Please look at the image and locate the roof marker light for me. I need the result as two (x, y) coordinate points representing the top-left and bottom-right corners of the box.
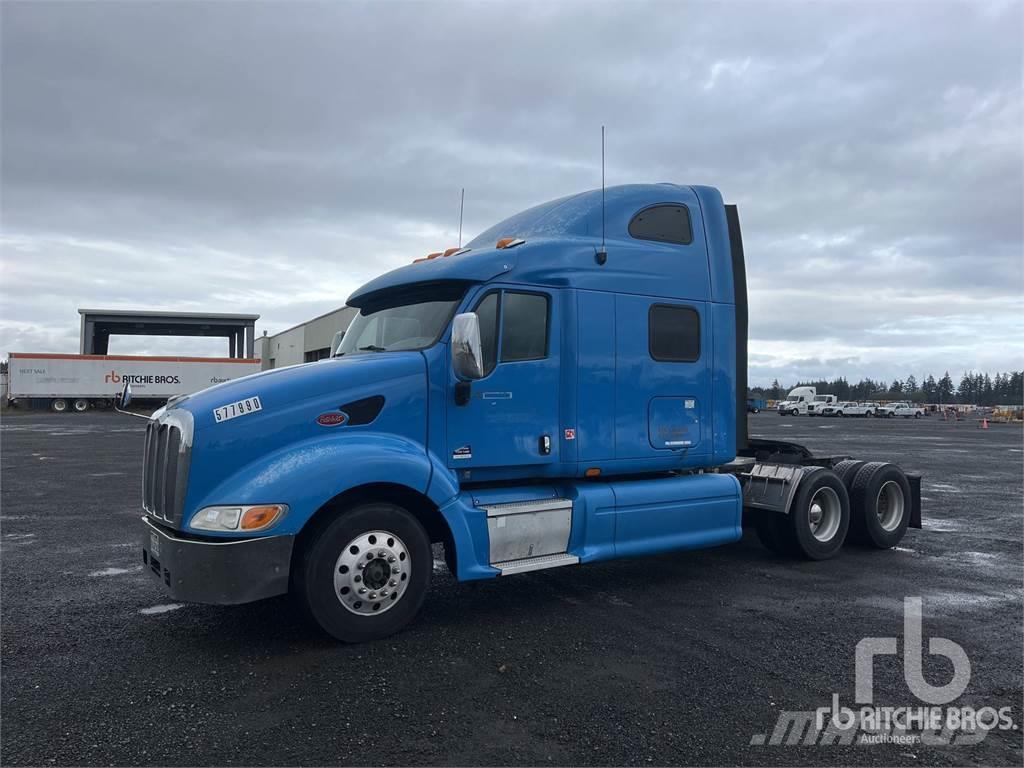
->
(496, 237), (525, 250)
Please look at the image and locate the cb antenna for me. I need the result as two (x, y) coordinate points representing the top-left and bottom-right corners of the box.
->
(458, 187), (465, 248)
(596, 126), (607, 265)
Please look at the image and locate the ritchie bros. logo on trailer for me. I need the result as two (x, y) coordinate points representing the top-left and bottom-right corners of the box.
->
(104, 370), (181, 385)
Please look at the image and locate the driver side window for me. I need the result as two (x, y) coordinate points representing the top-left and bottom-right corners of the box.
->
(475, 293), (499, 376)
(473, 290), (549, 377)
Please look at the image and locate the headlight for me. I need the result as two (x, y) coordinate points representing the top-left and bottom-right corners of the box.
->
(190, 504), (287, 532)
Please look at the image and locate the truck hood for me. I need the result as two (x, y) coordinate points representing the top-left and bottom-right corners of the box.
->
(172, 352), (426, 433)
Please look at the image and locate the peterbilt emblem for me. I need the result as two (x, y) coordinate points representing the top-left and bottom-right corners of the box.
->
(316, 412), (348, 427)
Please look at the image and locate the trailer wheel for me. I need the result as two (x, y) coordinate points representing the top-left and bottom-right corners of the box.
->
(296, 502), (431, 643)
(849, 462), (911, 548)
(72, 398), (89, 413)
(782, 468), (850, 560)
(50, 398), (68, 413)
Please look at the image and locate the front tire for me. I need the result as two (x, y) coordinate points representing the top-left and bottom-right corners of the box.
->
(297, 502), (431, 642)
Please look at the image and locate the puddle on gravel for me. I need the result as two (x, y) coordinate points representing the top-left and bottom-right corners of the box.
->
(858, 591), (1020, 614)
(90, 566), (142, 577)
(1, 533), (37, 544)
(139, 604), (184, 615)
(928, 483), (962, 493)
(922, 519), (964, 532)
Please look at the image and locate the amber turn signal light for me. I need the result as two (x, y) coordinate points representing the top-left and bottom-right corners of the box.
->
(239, 504), (286, 531)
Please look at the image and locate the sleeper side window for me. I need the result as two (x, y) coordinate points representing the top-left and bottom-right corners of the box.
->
(649, 304), (700, 362)
(628, 205), (693, 245)
(501, 292), (549, 362)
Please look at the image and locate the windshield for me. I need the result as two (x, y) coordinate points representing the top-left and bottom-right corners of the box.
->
(337, 299), (459, 355)
(813, 396), (829, 402)
(785, 396), (799, 402)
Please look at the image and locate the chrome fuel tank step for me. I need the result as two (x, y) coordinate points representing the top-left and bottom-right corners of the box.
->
(479, 497), (573, 564)
(492, 552), (580, 576)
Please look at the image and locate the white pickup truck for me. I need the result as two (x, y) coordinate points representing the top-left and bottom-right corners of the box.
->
(821, 401), (873, 417)
(875, 401), (924, 418)
(806, 394), (838, 416)
(893, 402), (925, 418)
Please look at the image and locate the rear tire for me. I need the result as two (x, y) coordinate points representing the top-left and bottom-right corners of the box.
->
(755, 512), (791, 555)
(72, 398), (89, 413)
(50, 398), (68, 413)
(849, 462), (911, 548)
(833, 459), (866, 490)
(296, 502), (431, 642)
(781, 468), (850, 560)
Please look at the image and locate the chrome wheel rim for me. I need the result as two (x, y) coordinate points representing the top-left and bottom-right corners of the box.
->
(876, 481), (905, 532)
(73, 399), (88, 412)
(334, 530), (410, 616)
(808, 487), (842, 542)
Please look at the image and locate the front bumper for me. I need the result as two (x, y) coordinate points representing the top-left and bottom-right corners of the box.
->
(141, 516), (294, 605)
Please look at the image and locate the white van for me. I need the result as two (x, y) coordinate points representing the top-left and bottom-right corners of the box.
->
(776, 386), (816, 416)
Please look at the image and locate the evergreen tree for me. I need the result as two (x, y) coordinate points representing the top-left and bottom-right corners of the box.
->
(958, 372), (974, 404)
(938, 372), (954, 403)
(923, 374), (937, 401)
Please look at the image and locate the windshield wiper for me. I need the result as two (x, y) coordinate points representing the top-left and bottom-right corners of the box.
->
(358, 345), (387, 352)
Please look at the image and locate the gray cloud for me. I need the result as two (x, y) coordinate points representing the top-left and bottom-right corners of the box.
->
(1, 0), (1021, 384)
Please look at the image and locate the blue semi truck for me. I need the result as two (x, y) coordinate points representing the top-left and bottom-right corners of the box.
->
(132, 184), (920, 642)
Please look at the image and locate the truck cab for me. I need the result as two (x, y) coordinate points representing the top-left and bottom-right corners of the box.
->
(135, 184), (920, 642)
(806, 394), (837, 417)
(777, 386), (815, 416)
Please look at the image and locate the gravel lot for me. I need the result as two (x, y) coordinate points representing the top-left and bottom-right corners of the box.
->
(1, 410), (1021, 767)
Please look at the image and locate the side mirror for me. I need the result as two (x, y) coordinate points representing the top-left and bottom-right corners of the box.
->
(117, 382), (132, 410)
(330, 329), (345, 357)
(451, 312), (483, 380)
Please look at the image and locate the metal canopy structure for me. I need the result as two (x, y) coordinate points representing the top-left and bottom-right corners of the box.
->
(78, 308), (260, 358)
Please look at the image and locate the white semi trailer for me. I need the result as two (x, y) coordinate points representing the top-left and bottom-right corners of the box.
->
(6, 353), (261, 412)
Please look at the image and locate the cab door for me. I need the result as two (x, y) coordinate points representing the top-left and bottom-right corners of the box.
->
(446, 288), (560, 471)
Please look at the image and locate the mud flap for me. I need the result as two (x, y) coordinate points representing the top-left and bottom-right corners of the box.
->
(906, 472), (922, 529)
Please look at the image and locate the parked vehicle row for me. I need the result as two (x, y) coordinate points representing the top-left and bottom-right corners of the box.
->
(774, 388), (925, 418)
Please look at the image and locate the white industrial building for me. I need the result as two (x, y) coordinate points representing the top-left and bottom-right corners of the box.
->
(255, 305), (357, 370)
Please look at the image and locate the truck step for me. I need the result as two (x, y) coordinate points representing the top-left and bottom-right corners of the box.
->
(492, 552), (580, 576)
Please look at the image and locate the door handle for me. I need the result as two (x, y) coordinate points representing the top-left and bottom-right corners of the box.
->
(539, 435), (551, 455)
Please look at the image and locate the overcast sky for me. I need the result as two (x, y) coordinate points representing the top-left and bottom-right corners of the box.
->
(2, 0), (1021, 385)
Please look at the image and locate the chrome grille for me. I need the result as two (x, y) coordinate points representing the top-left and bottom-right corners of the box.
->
(142, 409), (193, 525)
